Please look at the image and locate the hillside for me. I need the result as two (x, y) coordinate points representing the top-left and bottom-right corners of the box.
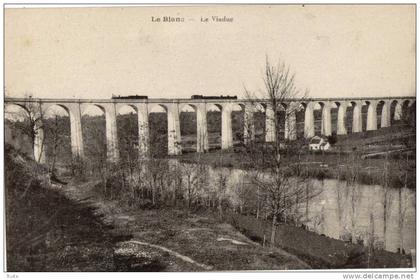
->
(5, 145), (117, 271)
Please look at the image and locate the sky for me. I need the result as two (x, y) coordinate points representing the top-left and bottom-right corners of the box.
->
(5, 5), (416, 101)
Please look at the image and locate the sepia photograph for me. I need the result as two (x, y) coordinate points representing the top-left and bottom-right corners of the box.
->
(2, 2), (417, 278)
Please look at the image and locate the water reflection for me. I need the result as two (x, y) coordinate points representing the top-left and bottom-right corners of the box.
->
(177, 162), (415, 254)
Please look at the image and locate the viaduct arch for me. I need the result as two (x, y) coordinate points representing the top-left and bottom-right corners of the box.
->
(5, 96), (416, 163)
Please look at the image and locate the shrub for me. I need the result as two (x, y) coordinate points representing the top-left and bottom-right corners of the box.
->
(327, 132), (337, 145)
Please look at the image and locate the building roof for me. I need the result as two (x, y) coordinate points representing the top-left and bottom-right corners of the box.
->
(310, 138), (321, 144)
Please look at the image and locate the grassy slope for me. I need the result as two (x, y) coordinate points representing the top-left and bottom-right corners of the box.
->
(5, 145), (118, 271)
(228, 213), (411, 269)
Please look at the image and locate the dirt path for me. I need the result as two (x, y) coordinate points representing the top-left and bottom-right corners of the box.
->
(62, 180), (310, 271)
(126, 240), (213, 270)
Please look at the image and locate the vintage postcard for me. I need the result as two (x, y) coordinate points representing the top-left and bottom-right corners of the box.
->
(3, 3), (416, 279)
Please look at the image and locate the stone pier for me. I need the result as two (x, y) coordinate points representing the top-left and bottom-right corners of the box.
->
(244, 104), (255, 144)
(167, 104), (182, 155)
(381, 101), (391, 128)
(221, 104), (233, 149)
(196, 103), (209, 153)
(321, 102), (332, 136)
(265, 105), (276, 142)
(5, 95), (415, 162)
(366, 101), (378, 131)
(135, 103), (150, 158)
(304, 103), (315, 138)
(101, 103), (119, 161)
(285, 104), (297, 140)
(352, 101), (363, 133)
(337, 102), (347, 135)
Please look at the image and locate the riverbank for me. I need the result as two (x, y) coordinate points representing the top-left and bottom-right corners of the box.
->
(226, 213), (412, 269)
(174, 124), (416, 189)
(175, 147), (415, 189)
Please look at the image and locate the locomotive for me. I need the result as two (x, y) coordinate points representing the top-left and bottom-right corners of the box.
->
(111, 95), (148, 99)
(191, 95), (237, 100)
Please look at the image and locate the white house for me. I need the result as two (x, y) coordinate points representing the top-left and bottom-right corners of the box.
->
(309, 136), (330, 151)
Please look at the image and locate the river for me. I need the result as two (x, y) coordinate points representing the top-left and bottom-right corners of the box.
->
(175, 161), (415, 254)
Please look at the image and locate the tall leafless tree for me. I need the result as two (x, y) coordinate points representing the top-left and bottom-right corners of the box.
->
(45, 114), (64, 173)
(243, 57), (317, 246)
(5, 94), (46, 162)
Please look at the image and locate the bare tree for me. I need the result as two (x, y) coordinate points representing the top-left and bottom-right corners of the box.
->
(234, 172), (257, 215)
(366, 211), (377, 268)
(6, 94), (46, 162)
(216, 170), (230, 218)
(215, 153), (231, 219)
(246, 56), (307, 158)
(396, 153), (413, 254)
(243, 57), (315, 246)
(45, 114), (64, 173)
(180, 162), (199, 209)
(346, 148), (363, 244)
(381, 151), (393, 249)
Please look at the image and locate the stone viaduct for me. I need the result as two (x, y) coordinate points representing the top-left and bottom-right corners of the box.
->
(4, 96), (416, 163)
